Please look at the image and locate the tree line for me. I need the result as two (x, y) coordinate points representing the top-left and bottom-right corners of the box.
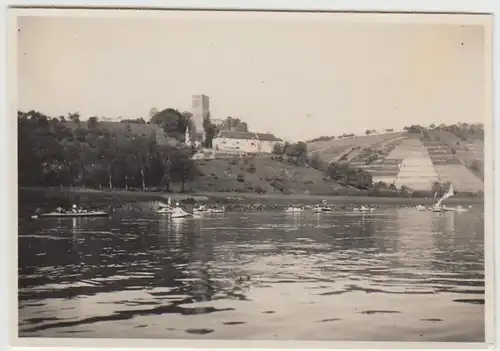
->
(18, 110), (198, 192)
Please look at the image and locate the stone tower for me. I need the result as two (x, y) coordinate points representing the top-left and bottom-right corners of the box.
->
(191, 94), (210, 140)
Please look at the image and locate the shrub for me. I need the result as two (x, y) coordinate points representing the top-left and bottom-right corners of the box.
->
(247, 163), (257, 173)
(254, 185), (267, 194)
(470, 159), (482, 172)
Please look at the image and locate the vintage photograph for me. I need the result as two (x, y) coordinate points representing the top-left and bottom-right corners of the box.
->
(14, 9), (491, 344)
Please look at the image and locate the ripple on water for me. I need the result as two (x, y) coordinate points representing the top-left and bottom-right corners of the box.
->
(17, 209), (485, 341)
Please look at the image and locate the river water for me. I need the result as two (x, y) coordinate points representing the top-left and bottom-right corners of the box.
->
(18, 207), (485, 342)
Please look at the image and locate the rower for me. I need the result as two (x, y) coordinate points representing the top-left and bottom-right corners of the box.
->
(72, 204), (78, 213)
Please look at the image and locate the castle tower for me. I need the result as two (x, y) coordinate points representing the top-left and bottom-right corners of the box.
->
(191, 94), (210, 139)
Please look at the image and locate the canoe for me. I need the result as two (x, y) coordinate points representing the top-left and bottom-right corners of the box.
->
(354, 207), (375, 212)
(313, 207), (333, 213)
(156, 207), (174, 214)
(31, 211), (109, 219)
(171, 211), (192, 219)
(193, 207), (225, 214)
(285, 207), (304, 213)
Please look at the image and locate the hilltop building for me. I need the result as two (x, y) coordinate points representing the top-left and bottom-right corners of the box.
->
(213, 130), (283, 154)
(191, 94), (210, 140)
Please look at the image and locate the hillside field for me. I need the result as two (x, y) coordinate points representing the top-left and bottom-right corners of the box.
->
(190, 155), (349, 195)
(307, 130), (485, 193)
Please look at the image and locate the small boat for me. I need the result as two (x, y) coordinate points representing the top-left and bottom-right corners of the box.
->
(166, 201), (193, 218)
(207, 207), (225, 214)
(313, 205), (333, 213)
(354, 205), (375, 212)
(453, 205), (468, 213)
(431, 184), (455, 213)
(156, 207), (173, 214)
(193, 205), (225, 214)
(31, 210), (109, 219)
(156, 198), (174, 214)
(313, 200), (334, 213)
(285, 206), (304, 213)
(415, 205), (427, 211)
(171, 209), (192, 218)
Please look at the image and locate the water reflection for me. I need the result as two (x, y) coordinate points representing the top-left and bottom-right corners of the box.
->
(18, 207), (485, 341)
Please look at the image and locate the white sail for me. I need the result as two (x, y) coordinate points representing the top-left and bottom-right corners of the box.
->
(435, 184), (454, 207)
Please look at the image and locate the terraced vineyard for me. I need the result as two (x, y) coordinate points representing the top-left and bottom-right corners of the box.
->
(308, 130), (484, 193)
(307, 132), (405, 163)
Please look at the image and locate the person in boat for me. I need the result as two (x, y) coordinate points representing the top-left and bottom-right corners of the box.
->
(72, 204), (78, 213)
(56, 206), (64, 213)
(195, 203), (208, 212)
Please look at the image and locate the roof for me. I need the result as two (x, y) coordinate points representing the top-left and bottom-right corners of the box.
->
(217, 131), (258, 140)
(255, 133), (282, 142)
(216, 130), (281, 141)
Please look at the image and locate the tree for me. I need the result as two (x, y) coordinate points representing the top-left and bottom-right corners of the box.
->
(149, 107), (159, 120)
(399, 185), (410, 196)
(325, 162), (373, 190)
(203, 112), (218, 148)
(309, 152), (324, 170)
(235, 122), (248, 132)
(17, 110), (199, 192)
(151, 108), (187, 141)
(171, 148), (196, 192)
(272, 143), (285, 155)
(365, 129), (371, 136)
(87, 117), (98, 131)
(156, 146), (173, 191)
(68, 112), (80, 124)
(129, 137), (151, 191)
(220, 117), (249, 132)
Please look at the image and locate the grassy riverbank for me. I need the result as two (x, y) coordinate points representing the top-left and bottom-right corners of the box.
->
(18, 186), (484, 213)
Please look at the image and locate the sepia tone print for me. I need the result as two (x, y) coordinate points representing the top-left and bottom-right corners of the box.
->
(14, 9), (491, 344)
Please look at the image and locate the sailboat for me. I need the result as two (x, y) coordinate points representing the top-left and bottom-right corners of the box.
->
(431, 184), (455, 212)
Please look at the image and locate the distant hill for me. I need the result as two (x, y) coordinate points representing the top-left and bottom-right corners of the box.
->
(307, 125), (484, 194)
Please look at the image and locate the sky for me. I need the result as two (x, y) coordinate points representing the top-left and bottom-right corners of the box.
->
(16, 11), (488, 142)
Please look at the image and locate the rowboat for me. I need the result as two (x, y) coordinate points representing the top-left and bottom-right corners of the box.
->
(313, 205), (333, 213)
(171, 209), (192, 218)
(416, 205), (427, 211)
(156, 198), (175, 214)
(193, 209), (224, 214)
(284, 206), (304, 213)
(156, 207), (174, 214)
(31, 211), (109, 219)
(193, 205), (225, 214)
(353, 206), (375, 212)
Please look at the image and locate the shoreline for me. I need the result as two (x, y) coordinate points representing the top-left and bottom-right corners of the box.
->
(18, 186), (484, 208)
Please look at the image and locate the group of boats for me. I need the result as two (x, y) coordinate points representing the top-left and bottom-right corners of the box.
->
(29, 184), (468, 220)
(284, 200), (376, 214)
(155, 199), (225, 218)
(30, 204), (109, 219)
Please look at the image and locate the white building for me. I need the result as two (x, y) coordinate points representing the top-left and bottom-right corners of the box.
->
(213, 130), (283, 154)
